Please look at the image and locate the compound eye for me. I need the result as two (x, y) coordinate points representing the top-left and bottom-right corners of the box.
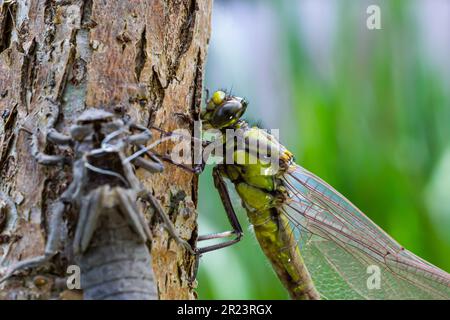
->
(210, 100), (243, 128)
(211, 90), (226, 105)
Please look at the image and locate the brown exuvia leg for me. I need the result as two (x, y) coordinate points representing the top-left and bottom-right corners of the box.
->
(0, 201), (66, 283)
(139, 190), (194, 255)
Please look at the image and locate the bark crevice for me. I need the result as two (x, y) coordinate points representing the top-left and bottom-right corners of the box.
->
(135, 27), (147, 81)
(0, 1), (16, 54)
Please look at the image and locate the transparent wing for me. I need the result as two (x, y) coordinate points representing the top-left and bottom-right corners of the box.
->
(282, 164), (450, 299)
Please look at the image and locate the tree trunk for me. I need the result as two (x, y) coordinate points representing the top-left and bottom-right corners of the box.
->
(0, 0), (211, 300)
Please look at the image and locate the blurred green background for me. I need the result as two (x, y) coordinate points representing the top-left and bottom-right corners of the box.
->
(197, 0), (450, 299)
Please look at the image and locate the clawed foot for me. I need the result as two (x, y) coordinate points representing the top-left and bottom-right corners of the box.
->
(188, 249), (201, 285)
(0, 253), (55, 284)
(174, 113), (194, 126)
(172, 237), (195, 255)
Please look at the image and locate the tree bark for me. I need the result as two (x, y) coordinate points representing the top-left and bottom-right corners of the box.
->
(0, 0), (211, 300)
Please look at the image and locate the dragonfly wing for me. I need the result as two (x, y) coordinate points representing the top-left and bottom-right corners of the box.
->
(282, 164), (450, 299)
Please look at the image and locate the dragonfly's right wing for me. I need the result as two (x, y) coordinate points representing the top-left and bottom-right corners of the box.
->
(281, 164), (450, 300)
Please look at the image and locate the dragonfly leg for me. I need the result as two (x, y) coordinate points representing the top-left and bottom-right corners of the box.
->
(19, 127), (70, 165)
(141, 189), (201, 285)
(32, 130), (69, 165)
(139, 190), (195, 255)
(47, 128), (72, 146)
(127, 123), (153, 146)
(195, 166), (244, 255)
(150, 152), (206, 174)
(132, 155), (164, 173)
(116, 189), (151, 242)
(187, 231), (242, 283)
(150, 126), (210, 149)
(0, 201), (66, 284)
(187, 168), (244, 281)
(148, 133), (227, 174)
(198, 231), (237, 241)
(146, 125), (227, 175)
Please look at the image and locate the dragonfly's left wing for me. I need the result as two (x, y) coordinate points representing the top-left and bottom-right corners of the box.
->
(281, 164), (450, 299)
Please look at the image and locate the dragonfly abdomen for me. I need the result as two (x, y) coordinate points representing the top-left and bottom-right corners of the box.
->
(230, 175), (320, 299)
(75, 187), (157, 300)
(79, 235), (157, 300)
(247, 204), (320, 300)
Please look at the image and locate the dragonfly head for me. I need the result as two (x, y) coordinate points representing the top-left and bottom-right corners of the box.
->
(201, 90), (248, 129)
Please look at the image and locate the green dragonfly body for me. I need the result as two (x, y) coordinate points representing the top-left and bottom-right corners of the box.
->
(195, 90), (450, 300)
(199, 90), (318, 299)
(216, 126), (319, 299)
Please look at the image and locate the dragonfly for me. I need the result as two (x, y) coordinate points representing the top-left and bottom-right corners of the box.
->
(154, 89), (450, 300)
(0, 106), (194, 299)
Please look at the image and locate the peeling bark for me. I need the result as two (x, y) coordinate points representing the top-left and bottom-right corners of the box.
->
(0, 0), (211, 300)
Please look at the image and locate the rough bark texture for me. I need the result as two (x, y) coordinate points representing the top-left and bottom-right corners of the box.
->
(0, 0), (211, 299)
